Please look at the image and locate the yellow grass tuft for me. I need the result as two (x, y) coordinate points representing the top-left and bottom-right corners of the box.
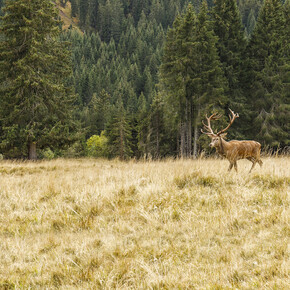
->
(0, 157), (289, 288)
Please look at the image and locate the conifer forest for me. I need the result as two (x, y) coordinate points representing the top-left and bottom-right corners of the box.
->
(0, 0), (289, 159)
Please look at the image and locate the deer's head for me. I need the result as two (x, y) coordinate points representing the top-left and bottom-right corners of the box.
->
(201, 109), (239, 147)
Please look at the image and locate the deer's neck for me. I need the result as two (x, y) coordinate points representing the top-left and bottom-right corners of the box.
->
(217, 138), (228, 157)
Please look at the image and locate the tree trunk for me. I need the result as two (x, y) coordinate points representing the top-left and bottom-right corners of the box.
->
(156, 111), (160, 159)
(193, 108), (200, 158)
(28, 142), (37, 160)
(180, 122), (186, 158)
(120, 125), (124, 160)
(187, 97), (192, 157)
(193, 120), (198, 158)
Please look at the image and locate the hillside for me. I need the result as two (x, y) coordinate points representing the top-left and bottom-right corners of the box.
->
(54, 0), (80, 31)
(0, 0), (288, 159)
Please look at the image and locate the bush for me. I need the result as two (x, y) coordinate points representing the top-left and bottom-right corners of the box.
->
(41, 148), (55, 160)
(62, 141), (86, 158)
(86, 132), (108, 158)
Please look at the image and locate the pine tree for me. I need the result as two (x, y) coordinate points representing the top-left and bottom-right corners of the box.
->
(212, 0), (248, 139)
(0, 0), (76, 159)
(70, 0), (78, 18)
(89, 0), (99, 29)
(160, 2), (227, 157)
(86, 89), (111, 136)
(98, 0), (125, 43)
(147, 92), (169, 158)
(192, 0), (228, 154)
(79, 0), (89, 29)
(160, 6), (196, 157)
(0, 0), (4, 15)
(246, 8), (256, 36)
(105, 99), (133, 159)
(247, 0), (289, 147)
(136, 92), (150, 157)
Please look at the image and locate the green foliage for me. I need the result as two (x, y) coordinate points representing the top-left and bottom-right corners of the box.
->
(0, 0), (288, 159)
(86, 132), (108, 157)
(212, 0), (248, 140)
(105, 99), (133, 159)
(247, 0), (289, 147)
(160, 2), (228, 157)
(0, 0), (78, 159)
(41, 148), (55, 160)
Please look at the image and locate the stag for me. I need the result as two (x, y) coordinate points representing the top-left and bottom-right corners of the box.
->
(201, 109), (263, 173)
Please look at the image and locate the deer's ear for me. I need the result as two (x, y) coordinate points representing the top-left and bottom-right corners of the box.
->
(220, 133), (228, 138)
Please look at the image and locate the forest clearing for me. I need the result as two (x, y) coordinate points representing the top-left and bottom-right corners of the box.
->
(0, 157), (289, 288)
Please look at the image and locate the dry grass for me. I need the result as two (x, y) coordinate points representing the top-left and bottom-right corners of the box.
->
(55, 0), (81, 31)
(0, 157), (289, 289)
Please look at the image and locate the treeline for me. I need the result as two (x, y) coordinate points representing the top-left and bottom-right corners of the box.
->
(0, 0), (289, 159)
(65, 0), (289, 159)
(66, 0), (264, 37)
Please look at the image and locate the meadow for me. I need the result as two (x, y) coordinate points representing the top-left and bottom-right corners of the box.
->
(0, 157), (289, 289)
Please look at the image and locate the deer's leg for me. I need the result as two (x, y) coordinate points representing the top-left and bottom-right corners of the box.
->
(249, 160), (256, 173)
(228, 162), (233, 172)
(258, 159), (263, 167)
(234, 161), (238, 172)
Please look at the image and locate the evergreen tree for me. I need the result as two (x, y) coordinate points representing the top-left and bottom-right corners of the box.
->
(136, 92), (150, 157)
(98, 0), (125, 43)
(86, 89), (112, 137)
(160, 7), (196, 157)
(89, 0), (99, 29)
(70, 0), (78, 18)
(0, 0), (4, 15)
(247, 0), (289, 147)
(246, 8), (256, 36)
(79, 0), (89, 29)
(212, 0), (248, 139)
(105, 99), (133, 159)
(160, 2), (227, 157)
(147, 92), (170, 158)
(0, 0), (76, 159)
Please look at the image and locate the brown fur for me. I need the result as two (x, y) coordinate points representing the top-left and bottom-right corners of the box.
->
(210, 137), (263, 172)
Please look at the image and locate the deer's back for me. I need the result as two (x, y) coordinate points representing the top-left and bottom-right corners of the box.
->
(227, 140), (261, 159)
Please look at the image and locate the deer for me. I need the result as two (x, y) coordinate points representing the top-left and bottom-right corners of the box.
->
(201, 109), (263, 173)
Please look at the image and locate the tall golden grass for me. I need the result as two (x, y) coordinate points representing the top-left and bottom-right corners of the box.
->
(0, 157), (289, 288)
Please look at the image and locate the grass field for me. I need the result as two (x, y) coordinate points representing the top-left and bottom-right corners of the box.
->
(0, 157), (289, 289)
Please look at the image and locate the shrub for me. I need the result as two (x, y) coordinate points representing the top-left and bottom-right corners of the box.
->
(86, 131), (108, 157)
(41, 148), (55, 160)
(62, 141), (86, 158)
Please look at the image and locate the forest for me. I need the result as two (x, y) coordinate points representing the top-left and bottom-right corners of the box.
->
(0, 0), (289, 159)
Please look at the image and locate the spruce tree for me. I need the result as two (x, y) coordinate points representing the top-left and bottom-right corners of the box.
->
(105, 99), (133, 160)
(160, 6), (196, 157)
(70, 0), (78, 18)
(148, 92), (169, 158)
(160, 2), (227, 157)
(192, 0), (228, 154)
(247, 0), (289, 147)
(79, 0), (89, 29)
(212, 0), (248, 139)
(136, 92), (150, 157)
(0, 0), (76, 159)
(246, 8), (256, 36)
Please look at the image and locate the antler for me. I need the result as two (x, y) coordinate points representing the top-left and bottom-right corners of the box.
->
(201, 113), (222, 136)
(216, 109), (239, 136)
